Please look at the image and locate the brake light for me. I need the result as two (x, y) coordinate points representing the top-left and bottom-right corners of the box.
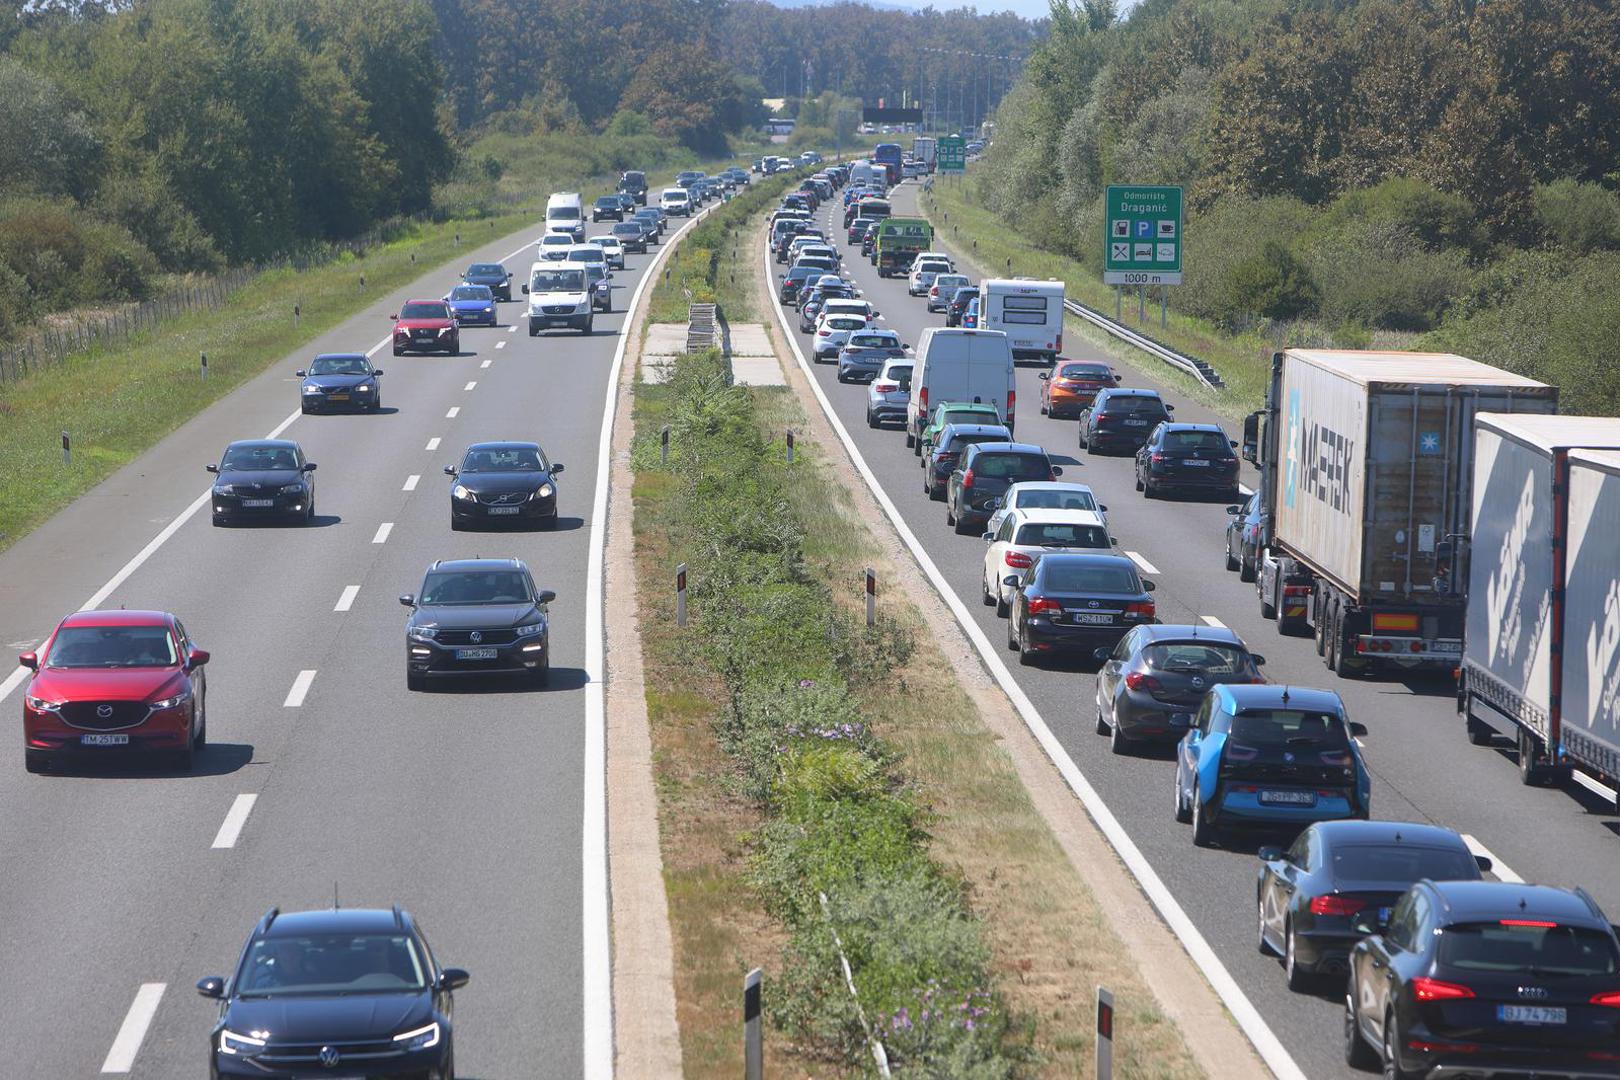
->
(1500, 919), (1559, 928)
(961, 469), (975, 488)
(1412, 977), (1474, 1001)
(918, 386), (928, 412)
(1005, 551), (1033, 569)
(818, 329), (832, 335)
(1125, 600), (1155, 619)
(1310, 895), (1369, 917)
(1007, 389), (1015, 420)
(1150, 453), (1166, 464)
(1589, 991), (1620, 1008)
(873, 380), (897, 392)
(1123, 672), (1163, 693)
(1027, 596), (1062, 616)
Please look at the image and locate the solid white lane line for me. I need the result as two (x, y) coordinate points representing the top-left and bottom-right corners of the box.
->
(100, 983), (165, 1073)
(1463, 835), (1523, 883)
(1201, 615), (1227, 628)
(371, 523), (393, 544)
(211, 794), (259, 849)
(283, 670), (317, 708)
(334, 585), (360, 612)
(1126, 550), (1161, 575)
(403, 474), (420, 492)
(481, 359), (492, 367)
(494, 341), (506, 351)
(425, 437), (441, 451)
(464, 381), (477, 391)
(445, 406), (460, 419)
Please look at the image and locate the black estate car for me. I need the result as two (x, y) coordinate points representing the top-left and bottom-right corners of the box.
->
(198, 906), (468, 1080)
(208, 440), (316, 526)
(1135, 422), (1241, 500)
(401, 558), (555, 689)
(445, 441), (563, 530)
(1093, 623), (1264, 753)
(946, 442), (1060, 536)
(1077, 388), (1175, 454)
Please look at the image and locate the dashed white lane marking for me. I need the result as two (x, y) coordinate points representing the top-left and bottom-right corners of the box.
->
(494, 341), (506, 351)
(283, 669), (317, 708)
(506, 324), (517, 333)
(210, 794), (259, 849)
(371, 522), (393, 544)
(445, 406), (460, 419)
(1201, 615), (1226, 628)
(1571, 770), (1618, 802)
(100, 983), (165, 1073)
(481, 359), (492, 367)
(425, 437), (441, 451)
(403, 474), (420, 492)
(334, 585), (360, 612)
(1126, 551), (1161, 575)
(464, 381), (477, 391)
(1463, 835), (1523, 883)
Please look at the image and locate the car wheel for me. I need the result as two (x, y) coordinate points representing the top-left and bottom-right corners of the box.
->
(1077, 427), (1088, 448)
(24, 750), (48, 774)
(1225, 539), (1241, 572)
(1284, 921), (1314, 992)
(953, 510), (974, 536)
(1095, 703), (1110, 736)
(1007, 618), (1019, 653)
(407, 670), (426, 692)
(533, 657), (551, 689)
(1239, 551), (1257, 583)
(1382, 1010), (1414, 1080)
(301, 402), (313, 414)
(529, 322), (539, 337)
(1342, 984), (1379, 1070)
(1173, 771), (1192, 823)
(173, 733), (195, 773)
(393, 345), (403, 356)
(1110, 716), (1133, 755)
(1190, 792), (1214, 847)
(211, 514), (226, 527)
(867, 410), (879, 429)
(195, 698), (207, 748)
(1040, 399), (1048, 416)
(583, 316), (594, 335)
(1257, 898), (1274, 955)
(982, 572), (996, 607)
(994, 587), (1009, 618)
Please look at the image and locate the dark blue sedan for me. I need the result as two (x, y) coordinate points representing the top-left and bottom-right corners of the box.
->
(297, 353), (381, 413)
(461, 261), (512, 301)
(443, 284), (498, 326)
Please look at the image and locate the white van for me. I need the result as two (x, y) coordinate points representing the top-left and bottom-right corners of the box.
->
(659, 187), (692, 216)
(981, 278), (1064, 362)
(906, 328), (1017, 444)
(523, 261), (593, 335)
(545, 192), (585, 240)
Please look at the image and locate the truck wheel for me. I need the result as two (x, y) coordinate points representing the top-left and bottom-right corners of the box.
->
(1314, 598), (1328, 656)
(1517, 729), (1545, 786)
(1326, 601), (1343, 673)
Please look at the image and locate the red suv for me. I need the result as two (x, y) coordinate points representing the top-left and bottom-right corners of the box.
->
(21, 610), (209, 773)
(392, 299), (460, 356)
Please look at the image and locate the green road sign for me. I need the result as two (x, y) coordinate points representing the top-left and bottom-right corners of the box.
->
(1103, 185), (1183, 285)
(938, 135), (966, 174)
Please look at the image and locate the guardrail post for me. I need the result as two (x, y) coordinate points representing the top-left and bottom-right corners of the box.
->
(865, 568), (876, 627)
(1097, 986), (1115, 1080)
(676, 563), (687, 627)
(744, 968), (763, 1080)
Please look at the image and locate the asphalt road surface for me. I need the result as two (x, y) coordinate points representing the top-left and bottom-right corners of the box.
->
(0, 192), (707, 1077)
(773, 180), (1620, 1079)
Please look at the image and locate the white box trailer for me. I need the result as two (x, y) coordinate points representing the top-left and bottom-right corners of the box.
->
(1244, 350), (1556, 675)
(980, 279), (1064, 362)
(1460, 416), (1620, 789)
(1564, 449), (1620, 798)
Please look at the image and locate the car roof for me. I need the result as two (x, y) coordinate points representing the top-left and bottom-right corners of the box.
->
(262, 907), (413, 939)
(942, 423), (1010, 437)
(968, 441), (1048, 456)
(1008, 480), (1094, 494)
(541, 234), (572, 243)
(1034, 552), (1136, 569)
(1130, 623), (1246, 648)
(938, 401), (1000, 412)
(1311, 819), (1468, 850)
(60, 609), (173, 628)
(1099, 387), (1163, 400)
(1424, 880), (1607, 927)
(427, 557), (527, 573)
(312, 352), (368, 362)
(1212, 683), (1345, 713)
(1160, 422), (1223, 433)
(226, 438), (300, 451)
(403, 297), (448, 305)
(1010, 508), (1107, 527)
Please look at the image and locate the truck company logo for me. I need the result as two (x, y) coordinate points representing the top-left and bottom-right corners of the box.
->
(1286, 389), (1354, 514)
(1485, 474), (1537, 663)
(1587, 575), (1620, 728)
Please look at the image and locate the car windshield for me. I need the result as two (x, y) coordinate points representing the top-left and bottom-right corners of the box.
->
(1014, 489), (1096, 512)
(1059, 363), (1111, 380)
(46, 625), (177, 668)
(1014, 523), (1109, 548)
(1329, 844), (1478, 885)
(450, 286), (491, 301)
(595, 198), (618, 207)
(460, 447), (544, 473)
(1143, 642), (1255, 676)
(566, 250), (603, 264)
(938, 407), (998, 427)
(309, 357), (368, 375)
(1041, 563), (1140, 593)
(399, 302), (447, 319)
(916, 263), (950, 274)
(943, 431), (1007, 451)
(1103, 396), (1167, 415)
(972, 452), (1050, 480)
(935, 275), (969, 288)
(1439, 923), (1619, 976)
(420, 570), (532, 605)
(1230, 710), (1350, 750)
(530, 269), (585, 292)
(826, 317), (866, 330)
(884, 364), (913, 381)
(1164, 430), (1230, 451)
(850, 334), (894, 348)
(613, 224), (640, 234)
(235, 933), (430, 997)
(221, 445), (298, 471)
(468, 264), (503, 276)
(548, 207), (580, 221)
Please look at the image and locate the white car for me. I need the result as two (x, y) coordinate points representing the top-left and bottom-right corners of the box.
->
(982, 508), (1114, 615)
(588, 235), (625, 270)
(813, 312), (873, 360)
(538, 233), (574, 262)
(564, 245), (612, 312)
(659, 187), (692, 216)
(927, 273), (971, 313)
(798, 243), (840, 266)
(986, 481), (1108, 534)
(908, 259), (953, 296)
(823, 298), (878, 322)
(866, 358), (913, 428)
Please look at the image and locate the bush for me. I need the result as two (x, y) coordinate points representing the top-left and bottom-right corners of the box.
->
(1533, 178), (1620, 254)
(1225, 241), (1319, 322)
(0, 196), (159, 313)
(1178, 195), (1316, 328)
(1304, 220), (1473, 331)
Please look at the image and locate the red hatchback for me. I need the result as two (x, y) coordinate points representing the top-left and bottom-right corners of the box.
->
(21, 610), (209, 773)
(392, 299), (460, 356)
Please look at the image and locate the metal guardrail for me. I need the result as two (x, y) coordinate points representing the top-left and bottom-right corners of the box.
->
(1063, 298), (1224, 390)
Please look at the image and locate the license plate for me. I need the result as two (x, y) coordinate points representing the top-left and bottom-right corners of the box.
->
(456, 648), (498, 660)
(328, 393), (349, 401)
(1498, 1005), (1566, 1025)
(487, 506), (520, 515)
(1124, 419), (1148, 426)
(81, 734), (129, 746)
(1071, 612), (1114, 625)
(1430, 641), (1462, 654)
(1182, 459), (1210, 467)
(1259, 790), (1317, 806)
(241, 499), (274, 508)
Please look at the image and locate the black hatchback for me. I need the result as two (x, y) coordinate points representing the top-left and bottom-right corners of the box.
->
(461, 262), (512, 301)
(1003, 553), (1156, 666)
(946, 442), (1060, 535)
(199, 906), (467, 1080)
(1078, 389), (1174, 454)
(1135, 422), (1241, 500)
(401, 558), (555, 689)
(445, 441), (563, 530)
(1093, 624), (1265, 753)
(208, 440), (316, 526)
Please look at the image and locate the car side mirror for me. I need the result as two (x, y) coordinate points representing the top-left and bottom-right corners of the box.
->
(522, 284), (530, 294)
(1257, 845), (1285, 863)
(1098, 505), (1108, 513)
(390, 313), (398, 320)
(1230, 440), (1239, 449)
(1110, 537), (1120, 545)
(1351, 911), (1386, 936)
(186, 648), (210, 670)
(1142, 580), (1156, 592)
(196, 976), (226, 999)
(399, 594), (415, 608)
(1475, 854), (1494, 873)
(295, 369), (306, 377)
(551, 463), (564, 474)
(1092, 647), (1111, 662)
(19, 651), (37, 670)
(205, 464), (219, 473)
(371, 368), (383, 376)
(1165, 404), (1176, 411)
(1051, 466), (1063, 477)
(537, 589), (557, 605)
(302, 463), (317, 472)
(982, 532), (994, 541)
(439, 967), (470, 991)
(1348, 721), (1368, 738)
(1226, 505), (1242, 515)
(443, 465), (457, 476)
(1039, 372), (1050, 380)
(1002, 575), (1021, 588)
(1250, 654), (1267, 666)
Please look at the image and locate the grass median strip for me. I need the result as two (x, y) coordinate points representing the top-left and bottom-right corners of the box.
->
(645, 172), (801, 327)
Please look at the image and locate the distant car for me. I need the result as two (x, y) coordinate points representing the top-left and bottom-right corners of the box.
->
(1003, 552), (1156, 666)
(917, 401), (1003, 460)
(812, 313), (871, 360)
(588, 234), (625, 270)
(798, 283), (855, 331)
(908, 259), (953, 296)
(860, 222), (881, 258)
(446, 441), (563, 531)
(866, 358), (912, 428)
(836, 329), (906, 382)
(443, 283), (498, 326)
(612, 220), (649, 253)
(660, 187), (692, 216)
(538, 233), (575, 262)
(927, 274), (971, 313)
(297, 353), (382, 413)
(1173, 684), (1369, 847)
(1224, 493), (1263, 582)
(962, 297), (980, 328)
(633, 207), (665, 236)
(401, 558), (556, 689)
(946, 441), (1061, 536)
(1345, 880), (1620, 1080)
(778, 265), (822, 305)
(981, 508), (1111, 614)
(847, 217), (876, 244)
(1135, 421), (1241, 500)
(461, 261), (512, 301)
(1039, 359), (1119, 418)
(391, 299), (459, 355)
(923, 422), (1011, 501)
(613, 193), (638, 214)
(592, 195), (625, 222)
(618, 169), (648, 204)
(1077, 388), (1174, 454)
(199, 906), (467, 1080)
(1255, 819), (1486, 992)
(1094, 624), (1264, 753)
(20, 608), (209, 773)
(986, 481), (1106, 534)
(208, 439), (317, 525)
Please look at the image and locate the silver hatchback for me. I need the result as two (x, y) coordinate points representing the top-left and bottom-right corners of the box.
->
(865, 359), (913, 428)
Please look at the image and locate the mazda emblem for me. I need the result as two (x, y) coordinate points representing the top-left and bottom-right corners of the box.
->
(469, 631), (482, 644)
(96, 704), (113, 719)
(319, 1045), (341, 1068)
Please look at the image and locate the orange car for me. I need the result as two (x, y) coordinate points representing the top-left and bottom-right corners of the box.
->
(1039, 359), (1120, 419)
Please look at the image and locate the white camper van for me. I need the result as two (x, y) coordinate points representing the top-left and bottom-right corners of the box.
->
(981, 278), (1064, 362)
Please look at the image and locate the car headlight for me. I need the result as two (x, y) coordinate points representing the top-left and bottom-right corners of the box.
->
(355, 383), (372, 392)
(482, 306), (493, 314)
(24, 695), (61, 712)
(408, 626), (438, 643)
(452, 484), (474, 501)
(302, 384), (322, 394)
(219, 1028), (266, 1055)
(536, 483), (554, 499)
(280, 483), (305, 494)
(393, 1021), (440, 1051)
(215, 484), (236, 495)
(437, 326), (452, 336)
(515, 622), (545, 638)
(149, 690), (192, 710)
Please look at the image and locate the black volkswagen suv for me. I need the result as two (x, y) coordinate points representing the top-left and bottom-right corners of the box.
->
(401, 558), (555, 689)
(199, 906), (467, 1080)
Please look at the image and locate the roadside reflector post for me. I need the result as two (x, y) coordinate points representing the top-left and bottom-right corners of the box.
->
(1096, 986), (1115, 1080)
(410, 252), (415, 264)
(743, 968), (763, 1080)
(294, 303), (301, 328)
(660, 424), (670, 465)
(200, 352), (208, 382)
(359, 274), (366, 292)
(61, 430), (70, 468)
(786, 429), (795, 464)
(676, 563), (688, 627)
(1116, 286), (1122, 322)
(865, 568), (876, 627)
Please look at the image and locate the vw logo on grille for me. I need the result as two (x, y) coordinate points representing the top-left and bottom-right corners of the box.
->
(1518, 986), (1550, 999)
(469, 631), (483, 644)
(96, 704), (114, 719)
(318, 1045), (341, 1067)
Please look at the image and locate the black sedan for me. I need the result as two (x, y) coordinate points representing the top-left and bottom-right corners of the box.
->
(446, 441), (563, 530)
(199, 906), (467, 1080)
(297, 353), (382, 413)
(1003, 553), (1156, 666)
(1093, 623), (1265, 753)
(946, 286), (979, 327)
(1135, 421), (1242, 500)
(612, 220), (648, 253)
(1224, 493), (1263, 582)
(208, 440), (316, 526)
(401, 558), (555, 688)
(461, 261), (512, 301)
(1256, 820), (1486, 992)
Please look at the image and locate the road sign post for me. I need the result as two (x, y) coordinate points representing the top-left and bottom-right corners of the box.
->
(937, 135), (966, 175)
(1103, 185), (1183, 286)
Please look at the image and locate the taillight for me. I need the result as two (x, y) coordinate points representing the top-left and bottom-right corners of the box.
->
(1007, 389), (1015, 419)
(1412, 977), (1474, 1001)
(1310, 895), (1368, 917)
(1500, 919), (1559, 928)
(873, 380), (897, 392)
(1590, 991), (1620, 1008)
(818, 329), (831, 335)
(1123, 672), (1163, 693)
(1225, 743), (1259, 762)
(1151, 453), (1167, 463)
(1005, 551), (1033, 569)
(918, 386), (929, 412)
(1027, 596), (1062, 616)
(961, 468), (975, 488)
(1125, 600), (1156, 618)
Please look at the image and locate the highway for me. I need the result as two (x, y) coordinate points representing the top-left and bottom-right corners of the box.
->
(774, 180), (1620, 1079)
(0, 186), (703, 1076)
